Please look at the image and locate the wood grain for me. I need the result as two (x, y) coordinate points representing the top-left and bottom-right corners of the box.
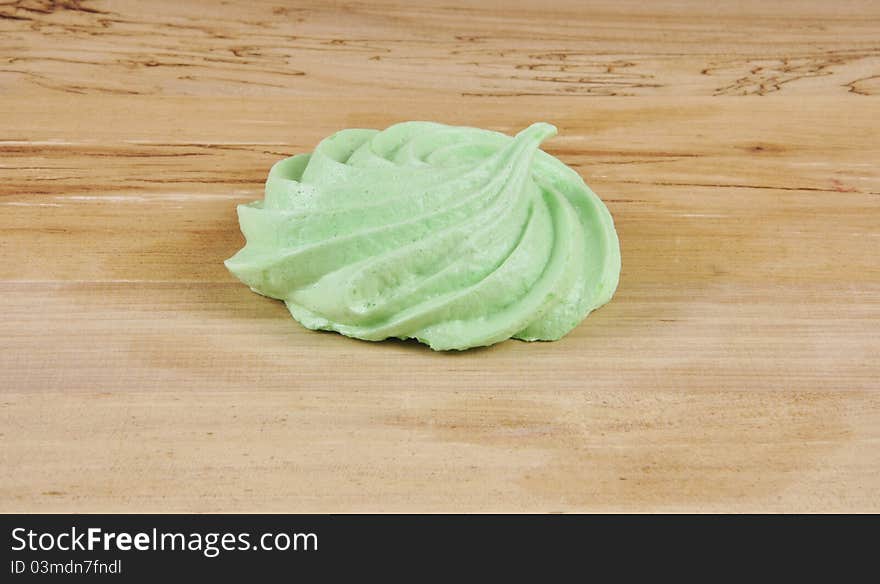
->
(1, 0), (878, 512)
(2, 0), (879, 97)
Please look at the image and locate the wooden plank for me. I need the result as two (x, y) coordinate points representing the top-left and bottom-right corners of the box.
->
(0, 0), (878, 97)
(2, 388), (877, 512)
(2, 96), (877, 286)
(1, 280), (877, 394)
(0, 1), (878, 512)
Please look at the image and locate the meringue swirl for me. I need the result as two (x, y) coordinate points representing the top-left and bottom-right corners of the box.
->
(225, 122), (620, 350)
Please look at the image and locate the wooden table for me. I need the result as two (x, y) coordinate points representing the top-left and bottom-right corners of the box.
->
(1, 0), (878, 512)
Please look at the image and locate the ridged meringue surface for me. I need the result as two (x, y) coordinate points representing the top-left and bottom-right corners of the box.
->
(225, 122), (620, 350)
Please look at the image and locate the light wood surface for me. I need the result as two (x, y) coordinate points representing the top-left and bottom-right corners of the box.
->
(1, 0), (878, 512)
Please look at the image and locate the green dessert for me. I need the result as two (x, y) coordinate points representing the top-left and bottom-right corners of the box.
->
(225, 122), (620, 350)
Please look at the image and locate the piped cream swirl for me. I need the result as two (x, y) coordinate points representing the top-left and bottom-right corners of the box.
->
(225, 122), (620, 350)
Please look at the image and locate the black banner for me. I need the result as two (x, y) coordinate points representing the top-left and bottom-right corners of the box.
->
(0, 514), (874, 578)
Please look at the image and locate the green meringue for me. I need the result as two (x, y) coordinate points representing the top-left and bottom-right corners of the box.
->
(225, 122), (620, 350)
